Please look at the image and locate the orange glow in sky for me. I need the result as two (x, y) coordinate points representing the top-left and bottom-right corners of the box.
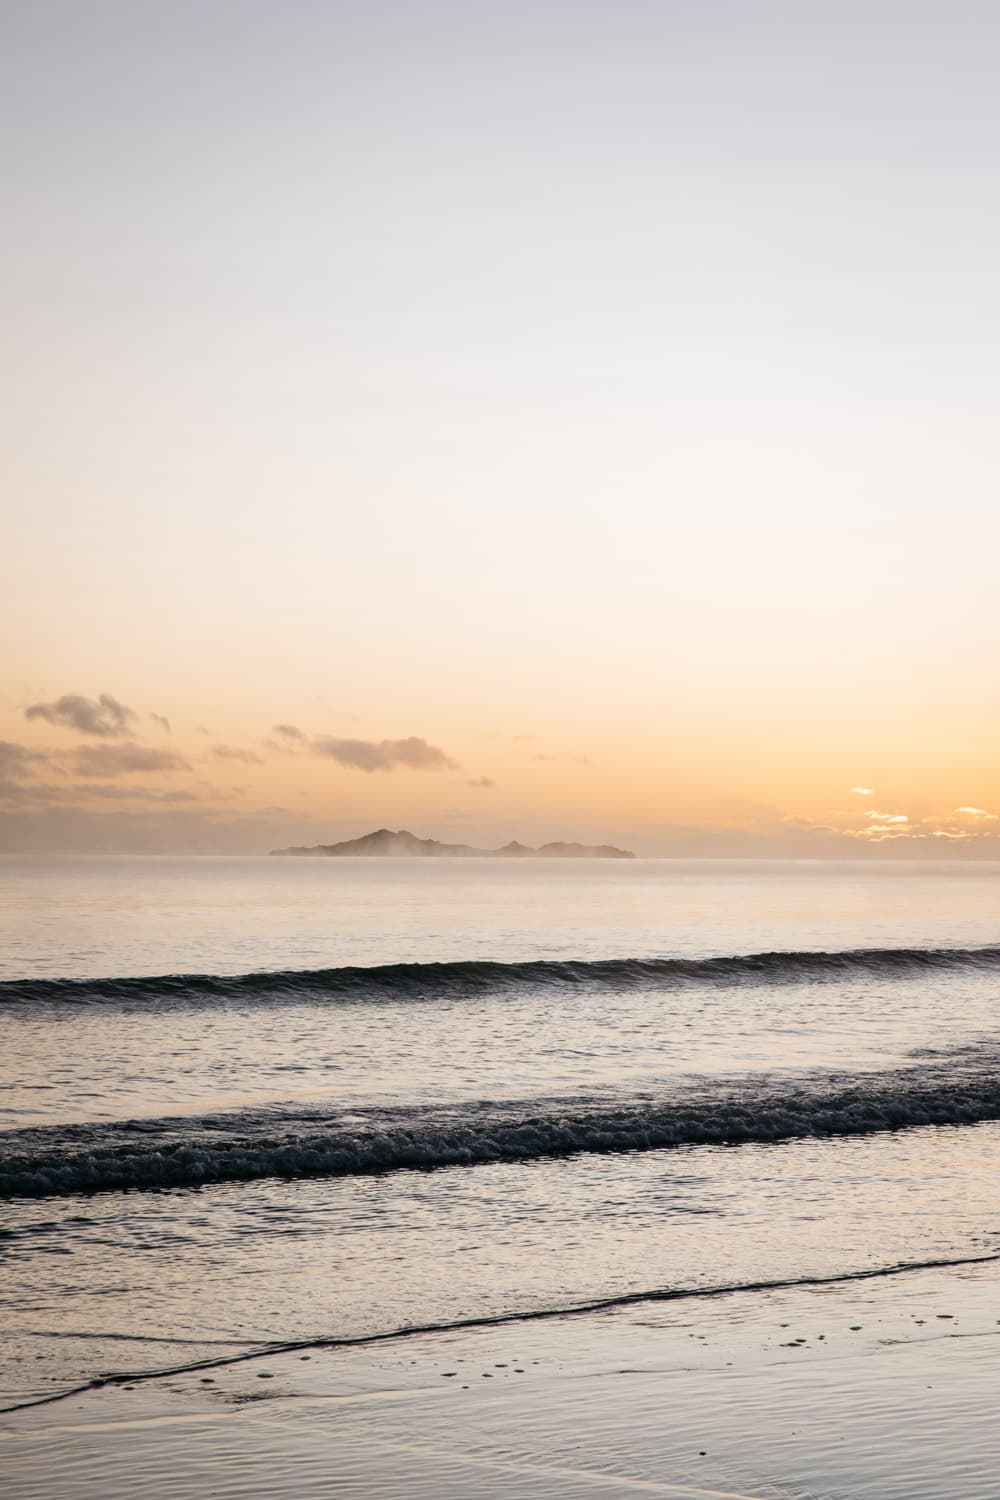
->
(4, 6), (999, 854)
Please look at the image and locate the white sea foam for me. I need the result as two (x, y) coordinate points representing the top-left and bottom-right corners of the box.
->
(5, 1062), (1000, 1198)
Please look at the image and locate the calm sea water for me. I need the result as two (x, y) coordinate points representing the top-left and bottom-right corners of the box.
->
(2, 855), (1000, 1408)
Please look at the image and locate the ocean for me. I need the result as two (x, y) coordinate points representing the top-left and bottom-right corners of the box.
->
(3, 854), (1000, 1415)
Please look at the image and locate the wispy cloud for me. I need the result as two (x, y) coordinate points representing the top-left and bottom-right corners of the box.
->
(69, 745), (192, 778)
(0, 778), (51, 806)
(265, 724), (455, 773)
(0, 804), (322, 855)
(855, 828), (911, 841)
(272, 724), (306, 745)
(312, 736), (457, 773)
(0, 778), (198, 808)
(850, 786), (874, 796)
(150, 713), (171, 734)
(466, 776), (496, 788)
(842, 806), (1000, 844)
(25, 692), (137, 738)
(211, 745), (264, 765)
(71, 784), (198, 804)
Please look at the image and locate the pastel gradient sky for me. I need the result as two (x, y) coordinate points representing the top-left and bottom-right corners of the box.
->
(4, 1), (1000, 853)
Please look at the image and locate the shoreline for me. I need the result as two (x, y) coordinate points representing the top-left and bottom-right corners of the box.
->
(5, 1259), (1000, 1498)
(5, 1246), (999, 1420)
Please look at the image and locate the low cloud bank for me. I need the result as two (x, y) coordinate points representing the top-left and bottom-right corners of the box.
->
(3, 798), (1000, 857)
(68, 745), (191, 778)
(0, 740), (48, 777)
(0, 805), (317, 855)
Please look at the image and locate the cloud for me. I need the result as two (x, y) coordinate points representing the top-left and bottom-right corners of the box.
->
(850, 786), (874, 796)
(25, 692), (137, 738)
(0, 778), (50, 806)
(272, 724), (306, 745)
(70, 784), (198, 803)
(312, 736), (457, 773)
(466, 776), (496, 788)
(0, 777), (199, 808)
(267, 725), (455, 771)
(1, 795), (999, 859)
(265, 724), (308, 752)
(0, 740), (48, 779)
(69, 745), (192, 778)
(150, 713), (171, 734)
(0, 804), (325, 855)
(845, 808), (1000, 843)
(211, 744), (264, 765)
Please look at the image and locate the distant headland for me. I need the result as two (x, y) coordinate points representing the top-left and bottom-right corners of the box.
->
(270, 828), (635, 859)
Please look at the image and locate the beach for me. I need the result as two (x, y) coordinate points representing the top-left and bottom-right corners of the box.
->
(3, 856), (1000, 1495)
(8, 0), (1000, 1490)
(5, 1257), (1000, 1498)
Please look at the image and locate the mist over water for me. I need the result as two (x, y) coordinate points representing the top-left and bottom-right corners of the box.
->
(2, 856), (1000, 1407)
(5, 854), (1000, 979)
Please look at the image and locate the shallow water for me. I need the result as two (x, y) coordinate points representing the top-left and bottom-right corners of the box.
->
(7, 1261), (1000, 1500)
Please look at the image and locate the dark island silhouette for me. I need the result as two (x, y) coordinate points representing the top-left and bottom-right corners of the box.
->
(271, 828), (635, 858)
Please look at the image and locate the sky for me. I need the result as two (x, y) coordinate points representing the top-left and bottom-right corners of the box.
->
(4, 0), (1000, 854)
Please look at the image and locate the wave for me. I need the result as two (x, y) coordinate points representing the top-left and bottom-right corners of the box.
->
(4, 1248), (998, 1414)
(4, 941), (1000, 1009)
(5, 1067), (1000, 1199)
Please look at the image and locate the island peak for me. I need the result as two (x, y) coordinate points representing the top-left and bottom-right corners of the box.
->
(271, 829), (635, 859)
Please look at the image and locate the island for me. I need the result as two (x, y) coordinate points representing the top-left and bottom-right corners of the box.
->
(270, 828), (635, 858)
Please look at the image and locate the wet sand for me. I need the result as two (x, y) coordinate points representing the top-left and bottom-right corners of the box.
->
(4, 1259), (999, 1498)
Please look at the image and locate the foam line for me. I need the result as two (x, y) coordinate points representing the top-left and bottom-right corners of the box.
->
(3, 1250), (996, 1415)
(6, 1070), (1000, 1199)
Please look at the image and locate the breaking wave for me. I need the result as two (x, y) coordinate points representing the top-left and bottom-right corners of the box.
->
(5, 1066), (1000, 1199)
(4, 941), (1000, 1009)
